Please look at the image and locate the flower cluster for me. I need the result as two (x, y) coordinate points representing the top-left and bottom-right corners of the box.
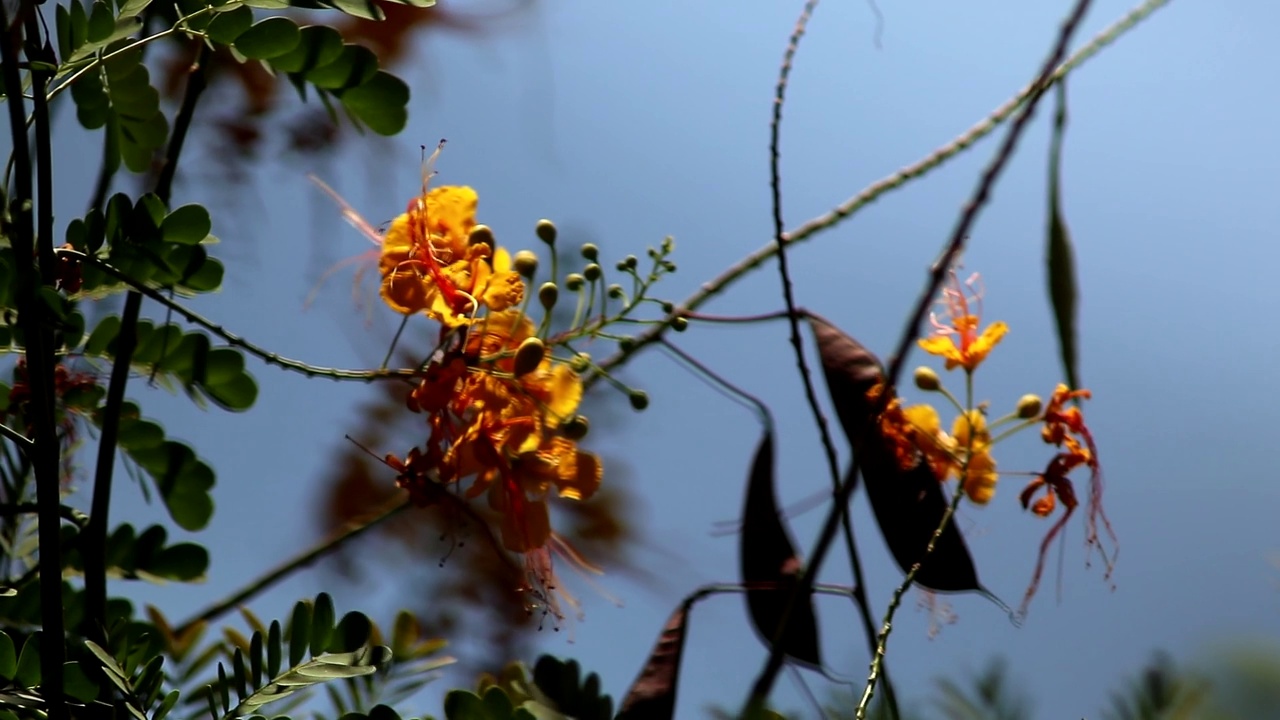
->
(316, 146), (676, 620)
(876, 268), (1116, 611)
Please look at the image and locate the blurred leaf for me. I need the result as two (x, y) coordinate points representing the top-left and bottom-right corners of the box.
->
(205, 5), (255, 44)
(1046, 80), (1080, 392)
(532, 656), (611, 720)
(235, 16), (302, 59)
(0, 632), (15, 682)
(305, 43), (377, 90)
(62, 661), (100, 703)
(740, 431), (821, 668)
(339, 71), (409, 135)
(14, 633), (40, 687)
(161, 204), (213, 245)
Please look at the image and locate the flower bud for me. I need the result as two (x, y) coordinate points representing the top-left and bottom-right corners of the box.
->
(468, 224), (495, 248)
(513, 250), (539, 278)
(583, 263), (602, 282)
(538, 282), (559, 310)
(660, 301), (675, 314)
(513, 337), (546, 377)
(535, 219), (557, 245)
(629, 389), (649, 411)
(564, 273), (585, 291)
(623, 254), (638, 270)
(580, 243), (599, 261)
(913, 366), (941, 391)
(1016, 394), (1043, 419)
(662, 261), (677, 273)
(670, 316), (688, 332)
(607, 283), (625, 299)
(562, 415), (590, 440)
(617, 337), (635, 352)
(569, 353), (592, 373)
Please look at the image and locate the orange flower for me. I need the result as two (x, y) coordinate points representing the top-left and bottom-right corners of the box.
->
(950, 410), (998, 504)
(917, 269), (1007, 372)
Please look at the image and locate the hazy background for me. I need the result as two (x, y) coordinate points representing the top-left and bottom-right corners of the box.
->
(42, 0), (1280, 716)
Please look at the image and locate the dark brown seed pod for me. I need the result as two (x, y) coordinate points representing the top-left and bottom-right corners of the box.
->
(740, 431), (822, 668)
(810, 316), (998, 601)
(616, 601), (693, 720)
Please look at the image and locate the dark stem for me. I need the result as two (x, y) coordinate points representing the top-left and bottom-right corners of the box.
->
(753, 1), (896, 716)
(1, 5), (68, 717)
(84, 42), (211, 646)
(745, 0), (1095, 710)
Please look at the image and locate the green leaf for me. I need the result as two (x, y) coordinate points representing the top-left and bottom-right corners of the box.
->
(205, 372), (258, 412)
(235, 16), (301, 60)
(180, 256), (224, 293)
(63, 661), (100, 702)
(87, 0), (115, 43)
(161, 204), (212, 245)
(243, 0), (288, 8)
(328, 612), (372, 654)
(1046, 81), (1080, 392)
(288, 601), (311, 667)
(305, 43), (377, 90)
(268, 24), (342, 74)
(14, 634), (41, 687)
(121, 435), (215, 531)
(147, 543), (209, 581)
(322, 0), (383, 21)
(205, 4), (254, 44)
(202, 347), (246, 386)
(310, 593), (335, 658)
(0, 632), (15, 681)
(339, 71), (409, 136)
(445, 690), (486, 720)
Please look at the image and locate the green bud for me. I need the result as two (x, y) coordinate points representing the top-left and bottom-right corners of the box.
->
(623, 254), (638, 270)
(913, 366), (941, 391)
(662, 261), (677, 273)
(468, 224), (495, 248)
(607, 283), (625, 299)
(1016, 394), (1043, 419)
(569, 352), (592, 373)
(513, 337), (546, 377)
(538, 282), (559, 310)
(580, 243), (599, 261)
(660, 301), (675, 314)
(514, 250), (539, 278)
(562, 415), (590, 440)
(565, 273), (585, 291)
(629, 389), (650, 411)
(617, 337), (635, 352)
(670, 316), (689, 332)
(583, 263), (602, 282)
(536, 219), (557, 245)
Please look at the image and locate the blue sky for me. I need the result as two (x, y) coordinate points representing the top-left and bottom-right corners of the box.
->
(40, 0), (1280, 717)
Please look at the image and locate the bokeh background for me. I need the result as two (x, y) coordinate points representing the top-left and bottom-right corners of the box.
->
(40, 0), (1280, 716)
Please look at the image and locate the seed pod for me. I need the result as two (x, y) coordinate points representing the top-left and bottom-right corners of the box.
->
(810, 315), (999, 601)
(740, 430), (822, 669)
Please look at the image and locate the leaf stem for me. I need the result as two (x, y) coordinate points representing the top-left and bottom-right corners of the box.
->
(59, 249), (422, 381)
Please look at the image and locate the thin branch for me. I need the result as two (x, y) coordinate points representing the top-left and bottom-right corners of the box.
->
(856, 2), (1096, 716)
(1, 6), (67, 717)
(0, 423), (33, 452)
(85, 42), (210, 647)
(748, 0), (1097, 711)
(0, 503), (90, 528)
(759, 2), (896, 716)
(589, 0), (1171, 383)
(173, 496), (410, 636)
(58, 249), (421, 381)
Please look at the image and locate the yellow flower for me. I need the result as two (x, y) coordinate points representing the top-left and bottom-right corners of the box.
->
(950, 410), (998, 504)
(379, 186), (479, 319)
(917, 268), (1007, 372)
